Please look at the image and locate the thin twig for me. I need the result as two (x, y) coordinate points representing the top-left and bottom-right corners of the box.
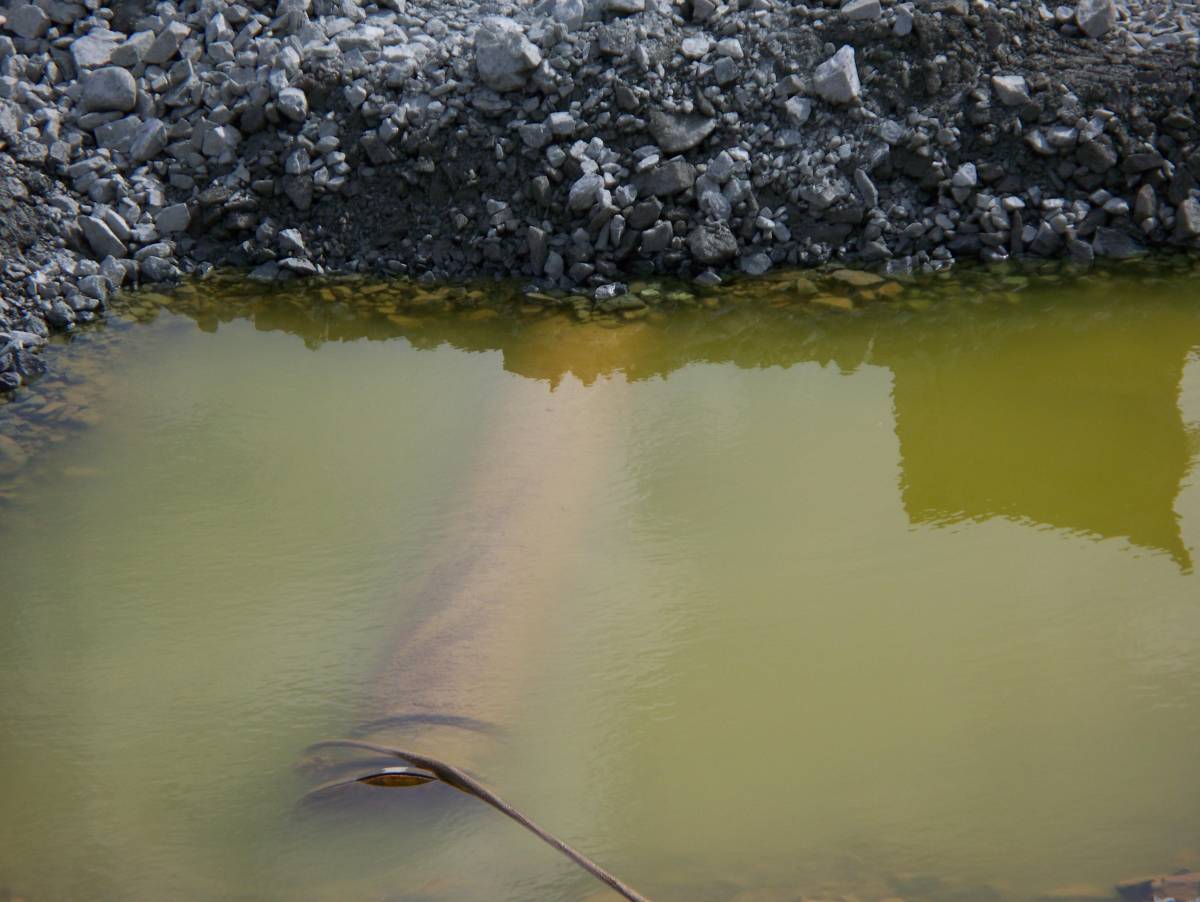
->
(306, 738), (652, 902)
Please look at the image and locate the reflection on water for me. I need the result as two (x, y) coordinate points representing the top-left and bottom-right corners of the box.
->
(0, 260), (1199, 902)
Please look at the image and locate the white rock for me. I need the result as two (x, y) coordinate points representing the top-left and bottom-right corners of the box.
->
(813, 46), (860, 105)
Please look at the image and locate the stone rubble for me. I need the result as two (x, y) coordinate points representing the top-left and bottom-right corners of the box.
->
(0, 0), (1199, 393)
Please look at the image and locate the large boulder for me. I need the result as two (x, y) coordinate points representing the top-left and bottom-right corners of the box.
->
(81, 66), (137, 113)
(813, 45), (860, 105)
(474, 17), (542, 92)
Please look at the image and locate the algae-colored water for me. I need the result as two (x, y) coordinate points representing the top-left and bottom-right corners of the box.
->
(1, 262), (1199, 902)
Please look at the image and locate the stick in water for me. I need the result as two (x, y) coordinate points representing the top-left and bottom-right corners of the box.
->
(305, 738), (652, 902)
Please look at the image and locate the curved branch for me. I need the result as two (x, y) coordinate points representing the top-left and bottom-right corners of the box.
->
(305, 739), (651, 902)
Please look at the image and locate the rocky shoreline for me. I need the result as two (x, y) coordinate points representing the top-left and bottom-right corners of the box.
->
(1, 0), (1199, 392)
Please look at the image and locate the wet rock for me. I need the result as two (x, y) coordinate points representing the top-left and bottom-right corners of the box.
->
(82, 67), (138, 113)
(475, 17), (542, 92)
(649, 111), (717, 155)
(1092, 226), (1145, 258)
(1176, 198), (1200, 240)
(814, 46), (860, 105)
(740, 251), (772, 275)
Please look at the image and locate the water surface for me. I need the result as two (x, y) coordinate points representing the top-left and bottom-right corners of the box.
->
(1, 263), (1199, 901)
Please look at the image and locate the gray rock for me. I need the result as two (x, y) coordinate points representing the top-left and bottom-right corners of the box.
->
(952, 162), (977, 188)
(648, 111), (716, 155)
(111, 31), (154, 68)
(636, 159), (696, 197)
(687, 222), (738, 264)
(640, 221), (673, 253)
(277, 87), (308, 123)
(1092, 226), (1145, 258)
(475, 17), (542, 93)
(82, 67), (138, 113)
(607, 0), (645, 12)
(784, 96), (812, 126)
(278, 228), (306, 256)
(535, 0), (586, 30)
(713, 57), (739, 86)
(1076, 0), (1117, 38)
(841, 0), (881, 20)
(46, 301), (75, 330)
(140, 255), (182, 283)
(627, 198), (663, 230)
(155, 203), (190, 234)
(8, 4), (50, 40)
(1077, 138), (1117, 172)
(813, 46), (860, 105)
(894, 3), (914, 34)
(991, 75), (1029, 107)
(854, 168), (878, 208)
(71, 29), (123, 69)
(1176, 198), (1200, 240)
(78, 274), (108, 303)
(568, 173), (605, 211)
(80, 216), (126, 259)
(94, 115), (143, 153)
(144, 21), (191, 67)
(129, 118), (167, 162)
(740, 251), (772, 275)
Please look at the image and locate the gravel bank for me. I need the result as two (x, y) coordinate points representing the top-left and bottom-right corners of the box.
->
(1, 0), (1199, 392)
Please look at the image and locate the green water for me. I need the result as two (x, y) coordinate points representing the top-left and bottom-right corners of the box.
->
(1, 263), (1199, 902)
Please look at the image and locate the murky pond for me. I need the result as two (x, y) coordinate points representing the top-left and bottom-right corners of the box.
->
(2, 261), (1199, 902)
